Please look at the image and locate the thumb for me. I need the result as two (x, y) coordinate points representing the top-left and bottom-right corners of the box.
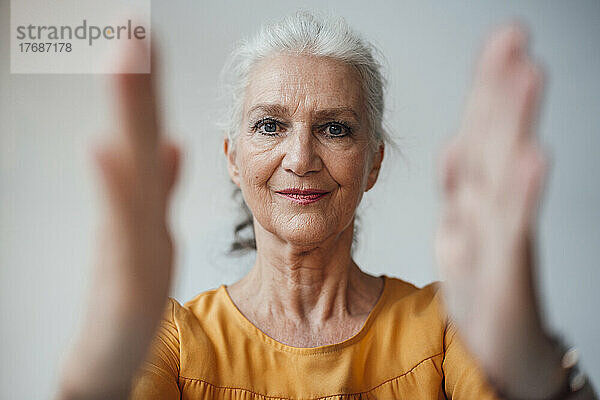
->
(90, 140), (131, 215)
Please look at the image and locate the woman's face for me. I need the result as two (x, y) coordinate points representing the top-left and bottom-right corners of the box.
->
(225, 54), (384, 247)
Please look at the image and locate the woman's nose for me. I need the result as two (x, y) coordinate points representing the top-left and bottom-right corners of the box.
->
(281, 125), (322, 176)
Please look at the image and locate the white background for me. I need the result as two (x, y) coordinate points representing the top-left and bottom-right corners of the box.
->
(1, 0), (599, 398)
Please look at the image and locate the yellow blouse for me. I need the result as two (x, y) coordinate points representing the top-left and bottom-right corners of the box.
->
(130, 275), (499, 399)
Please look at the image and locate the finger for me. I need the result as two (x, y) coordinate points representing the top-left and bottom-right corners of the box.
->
(113, 38), (161, 164)
(507, 144), (549, 236)
(514, 61), (544, 144)
(438, 138), (461, 197)
(476, 23), (529, 85)
(458, 24), (544, 191)
(91, 141), (131, 217)
(453, 29), (526, 188)
(91, 138), (165, 223)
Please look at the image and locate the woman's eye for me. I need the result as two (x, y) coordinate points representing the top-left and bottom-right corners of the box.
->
(252, 118), (282, 136)
(325, 123), (350, 137)
(264, 122), (277, 133)
(329, 124), (342, 135)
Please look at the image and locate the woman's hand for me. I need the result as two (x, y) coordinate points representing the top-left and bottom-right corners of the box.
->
(435, 25), (566, 398)
(56, 40), (181, 399)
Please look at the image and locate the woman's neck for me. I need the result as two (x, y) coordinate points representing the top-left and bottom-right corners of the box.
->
(227, 219), (383, 336)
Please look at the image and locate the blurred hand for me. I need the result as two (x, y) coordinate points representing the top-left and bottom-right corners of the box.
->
(435, 24), (565, 398)
(57, 40), (181, 399)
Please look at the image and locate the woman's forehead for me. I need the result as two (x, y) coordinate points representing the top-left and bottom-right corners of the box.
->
(243, 54), (365, 117)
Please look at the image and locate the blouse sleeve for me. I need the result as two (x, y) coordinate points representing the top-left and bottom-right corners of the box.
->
(129, 298), (181, 399)
(442, 321), (500, 399)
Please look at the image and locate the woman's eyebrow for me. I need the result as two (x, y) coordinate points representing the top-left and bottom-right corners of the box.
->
(247, 104), (359, 119)
(247, 104), (288, 118)
(313, 107), (360, 120)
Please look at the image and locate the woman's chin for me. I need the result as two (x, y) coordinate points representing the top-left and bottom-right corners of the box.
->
(273, 221), (346, 249)
(278, 231), (330, 247)
(254, 211), (351, 248)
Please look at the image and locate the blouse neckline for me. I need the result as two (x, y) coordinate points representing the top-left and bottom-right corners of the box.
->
(220, 275), (390, 355)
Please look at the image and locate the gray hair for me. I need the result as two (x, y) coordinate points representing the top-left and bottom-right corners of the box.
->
(220, 11), (395, 254)
(218, 10), (392, 150)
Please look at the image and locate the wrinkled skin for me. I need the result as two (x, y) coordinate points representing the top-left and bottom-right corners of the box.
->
(226, 54), (383, 248)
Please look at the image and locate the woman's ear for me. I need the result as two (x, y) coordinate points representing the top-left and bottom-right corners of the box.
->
(224, 137), (241, 188)
(365, 142), (384, 192)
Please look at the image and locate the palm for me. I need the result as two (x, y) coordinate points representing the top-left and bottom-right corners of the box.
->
(435, 25), (548, 377)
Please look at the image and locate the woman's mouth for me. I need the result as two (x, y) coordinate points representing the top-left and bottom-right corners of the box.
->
(275, 189), (329, 205)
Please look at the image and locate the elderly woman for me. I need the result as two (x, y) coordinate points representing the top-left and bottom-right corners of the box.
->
(56, 12), (596, 400)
